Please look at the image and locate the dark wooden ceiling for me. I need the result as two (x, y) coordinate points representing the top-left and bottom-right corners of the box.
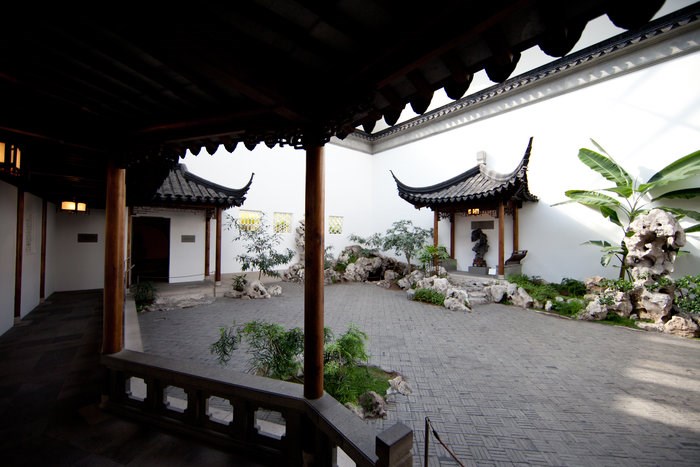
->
(0, 0), (666, 207)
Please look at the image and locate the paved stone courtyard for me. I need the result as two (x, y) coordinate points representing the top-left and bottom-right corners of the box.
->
(137, 281), (700, 466)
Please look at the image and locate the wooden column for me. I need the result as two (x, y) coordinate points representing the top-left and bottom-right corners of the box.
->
(215, 207), (222, 284)
(433, 210), (439, 247)
(40, 199), (47, 301)
(14, 189), (24, 319)
(512, 202), (519, 252)
(126, 206), (133, 288)
(205, 210), (211, 278)
(498, 201), (505, 277)
(102, 163), (126, 355)
(449, 213), (456, 259)
(304, 145), (324, 400)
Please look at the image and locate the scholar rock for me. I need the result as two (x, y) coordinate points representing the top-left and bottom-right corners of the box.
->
(267, 285), (282, 296)
(444, 297), (470, 312)
(663, 314), (700, 338)
(358, 391), (387, 419)
(384, 270), (398, 282)
(486, 284), (507, 303)
(638, 290), (674, 322)
(580, 301), (609, 321)
(511, 287), (534, 309)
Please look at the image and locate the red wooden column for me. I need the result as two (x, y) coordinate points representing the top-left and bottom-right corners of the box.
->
(102, 162), (126, 355)
(449, 213), (456, 259)
(215, 207), (222, 284)
(14, 189), (24, 319)
(512, 201), (519, 252)
(205, 210), (211, 278)
(40, 199), (47, 301)
(498, 201), (505, 277)
(304, 144), (325, 400)
(433, 210), (439, 248)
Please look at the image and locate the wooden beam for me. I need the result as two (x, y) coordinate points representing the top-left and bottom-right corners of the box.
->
(102, 162), (126, 355)
(14, 189), (24, 319)
(304, 145), (325, 400)
(205, 211), (211, 278)
(40, 199), (47, 301)
(449, 213), (456, 259)
(512, 202), (519, 252)
(215, 208), (222, 284)
(498, 201), (505, 277)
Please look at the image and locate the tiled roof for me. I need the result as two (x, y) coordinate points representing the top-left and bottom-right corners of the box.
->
(392, 137), (538, 210)
(152, 164), (253, 208)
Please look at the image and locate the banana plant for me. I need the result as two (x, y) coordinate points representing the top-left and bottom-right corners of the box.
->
(553, 140), (700, 278)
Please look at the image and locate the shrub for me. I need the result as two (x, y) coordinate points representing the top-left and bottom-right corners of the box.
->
(674, 274), (700, 314)
(413, 288), (445, 306)
(131, 281), (156, 312)
(557, 278), (587, 297)
(551, 299), (585, 317)
(238, 321), (304, 381)
(529, 283), (560, 303)
(232, 274), (248, 292)
(209, 325), (239, 365)
(599, 278), (634, 293)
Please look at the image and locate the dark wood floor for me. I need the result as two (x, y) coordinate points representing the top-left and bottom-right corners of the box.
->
(0, 290), (264, 466)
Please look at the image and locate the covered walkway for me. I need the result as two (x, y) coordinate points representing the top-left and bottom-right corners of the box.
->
(0, 290), (262, 466)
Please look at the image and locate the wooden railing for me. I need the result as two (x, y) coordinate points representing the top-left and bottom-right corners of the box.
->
(101, 350), (412, 466)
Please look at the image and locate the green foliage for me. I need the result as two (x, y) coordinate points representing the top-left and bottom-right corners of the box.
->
(413, 288), (445, 306)
(232, 274), (248, 292)
(529, 283), (560, 303)
(227, 213), (295, 280)
(419, 244), (449, 271)
(209, 325), (240, 365)
(334, 261), (348, 273)
(324, 324), (369, 366)
(598, 294), (615, 306)
(351, 220), (432, 272)
(599, 278), (634, 293)
(325, 364), (391, 406)
(556, 278), (587, 297)
(131, 281), (156, 311)
(550, 299), (585, 317)
(601, 313), (639, 329)
(324, 246), (335, 270)
(553, 141), (700, 278)
(674, 274), (700, 314)
(238, 321), (305, 380)
(211, 321), (388, 406)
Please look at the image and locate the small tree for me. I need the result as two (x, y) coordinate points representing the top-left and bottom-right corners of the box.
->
(554, 140), (700, 278)
(350, 220), (432, 272)
(227, 213), (295, 280)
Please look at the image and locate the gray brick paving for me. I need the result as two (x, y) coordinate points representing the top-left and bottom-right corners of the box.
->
(138, 281), (700, 466)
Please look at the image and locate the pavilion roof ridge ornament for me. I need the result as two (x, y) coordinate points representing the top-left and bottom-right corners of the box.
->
(392, 137), (537, 211)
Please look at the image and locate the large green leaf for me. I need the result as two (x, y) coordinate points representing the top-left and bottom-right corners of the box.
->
(578, 147), (633, 191)
(662, 207), (700, 222)
(641, 149), (700, 191)
(686, 224), (700, 233)
(652, 187), (700, 201)
(599, 206), (622, 227)
(563, 190), (622, 210)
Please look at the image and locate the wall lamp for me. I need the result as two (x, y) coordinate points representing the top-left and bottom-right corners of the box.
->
(0, 141), (22, 176)
(60, 200), (88, 213)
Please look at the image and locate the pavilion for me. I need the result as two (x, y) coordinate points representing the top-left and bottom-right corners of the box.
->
(392, 137), (538, 277)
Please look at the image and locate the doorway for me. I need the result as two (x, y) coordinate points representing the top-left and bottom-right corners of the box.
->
(132, 217), (170, 283)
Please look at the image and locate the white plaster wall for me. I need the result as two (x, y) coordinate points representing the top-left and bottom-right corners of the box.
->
(169, 209), (205, 283)
(0, 181), (17, 335)
(52, 210), (106, 291)
(182, 143), (375, 274)
(20, 193), (42, 318)
(373, 50), (700, 282)
(44, 202), (57, 299)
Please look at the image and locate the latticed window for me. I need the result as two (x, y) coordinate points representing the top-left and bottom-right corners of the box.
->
(238, 210), (262, 231)
(273, 212), (292, 233)
(328, 216), (343, 235)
